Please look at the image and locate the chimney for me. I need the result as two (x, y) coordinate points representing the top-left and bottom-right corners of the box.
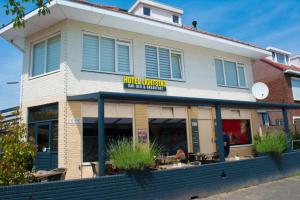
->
(192, 21), (197, 30)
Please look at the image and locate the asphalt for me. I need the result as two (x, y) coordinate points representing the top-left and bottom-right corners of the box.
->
(198, 176), (300, 200)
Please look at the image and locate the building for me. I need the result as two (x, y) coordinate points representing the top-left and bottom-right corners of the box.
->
(253, 46), (300, 126)
(0, 0), (271, 179)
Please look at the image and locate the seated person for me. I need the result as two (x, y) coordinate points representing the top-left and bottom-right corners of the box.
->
(175, 146), (187, 160)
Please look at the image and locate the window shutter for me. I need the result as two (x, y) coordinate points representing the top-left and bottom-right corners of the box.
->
(145, 45), (158, 77)
(238, 65), (246, 87)
(171, 53), (182, 79)
(215, 59), (225, 85)
(32, 41), (45, 76)
(159, 48), (171, 79)
(83, 34), (99, 71)
(117, 44), (130, 73)
(101, 37), (115, 72)
(47, 35), (60, 72)
(224, 60), (238, 87)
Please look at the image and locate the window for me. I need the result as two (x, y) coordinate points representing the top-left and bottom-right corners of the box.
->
(291, 78), (300, 100)
(276, 53), (286, 64)
(173, 15), (179, 23)
(145, 45), (183, 80)
(82, 118), (133, 163)
(275, 119), (284, 126)
(149, 119), (187, 155)
(82, 33), (131, 74)
(222, 119), (252, 145)
(143, 6), (151, 16)
(214, 58), (247, 88)
(32, 35), (60, 77)
(28, 103), (58, 153)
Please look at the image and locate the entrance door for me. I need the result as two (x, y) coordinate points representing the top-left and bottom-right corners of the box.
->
(198, 119), (216, 154)
(34, 122), (58, 170)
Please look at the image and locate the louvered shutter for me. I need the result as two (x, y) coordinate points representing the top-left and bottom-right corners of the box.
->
(117, 44), (130, 73)
(82, 34), (99, 71)
(145, 45), (158, 77)
(47, 35), (60, 72)
(159, 48), (171, 79)
(101, 37), (115, 72)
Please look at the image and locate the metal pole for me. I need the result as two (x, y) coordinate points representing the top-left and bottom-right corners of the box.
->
(215, 104), (225, 162)
(98, 94), (105, 176)
(282, 107), (292, 152)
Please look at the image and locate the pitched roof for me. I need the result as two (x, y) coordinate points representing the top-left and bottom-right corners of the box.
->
(261, 58), (300, 72)
(72, 0), (263, 51)
(73, 0), (128, 12)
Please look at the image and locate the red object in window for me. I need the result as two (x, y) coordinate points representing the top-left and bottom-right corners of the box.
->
(222, 119), (251, 145)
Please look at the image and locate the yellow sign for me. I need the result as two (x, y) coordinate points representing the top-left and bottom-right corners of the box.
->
(123, 76), (167, 91)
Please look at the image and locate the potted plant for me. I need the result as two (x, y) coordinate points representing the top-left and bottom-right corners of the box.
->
(108, 138), (160, 174)
(254, 131), (287, 156)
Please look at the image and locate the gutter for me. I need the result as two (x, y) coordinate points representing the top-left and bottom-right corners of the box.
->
(284, 69), (300, 76)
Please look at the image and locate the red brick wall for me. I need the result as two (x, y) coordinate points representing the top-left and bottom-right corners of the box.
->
(253, 60), (300, 123)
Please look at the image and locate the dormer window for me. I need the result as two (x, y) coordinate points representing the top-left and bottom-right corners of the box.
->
(276, 53), (285, 64)
(173, 15), (179, 23)
(143, 6), (150, 16)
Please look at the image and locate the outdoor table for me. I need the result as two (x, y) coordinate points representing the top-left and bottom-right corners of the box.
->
(32, 170), (64, 182)
(157, 162), (200, 170)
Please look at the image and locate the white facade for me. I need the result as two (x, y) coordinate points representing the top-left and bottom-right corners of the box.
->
(19, 19), (259, 106)
(129, 0), (183, 25)
(291, 55), (300, 67)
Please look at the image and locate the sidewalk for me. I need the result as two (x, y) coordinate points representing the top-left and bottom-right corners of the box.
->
(199, 176), (300, 200)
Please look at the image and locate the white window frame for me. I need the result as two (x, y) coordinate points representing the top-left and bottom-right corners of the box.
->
(275, 52), (286, 64)
(81, 31), (133, 76)
(291, 77), (300, 101)
(30, 32), (61, 78)
(214, 57), (248, 89)
(293, 116), (300, 124)
(145, 43), (185, 81)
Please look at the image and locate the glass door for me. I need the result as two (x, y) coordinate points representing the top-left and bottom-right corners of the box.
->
(34, 122), (58, 170)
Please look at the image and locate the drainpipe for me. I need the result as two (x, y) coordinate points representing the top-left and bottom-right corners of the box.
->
(215, 104), (225, 162)
(282, 107), (292, 152)
(98, 93), (105, 176)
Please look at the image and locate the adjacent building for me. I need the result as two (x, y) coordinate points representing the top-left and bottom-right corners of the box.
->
(253, 47), (300, 125)
(0, 0), (270, 179)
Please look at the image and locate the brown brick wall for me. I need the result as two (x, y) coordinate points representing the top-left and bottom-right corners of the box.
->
(253, 60), (300, 123)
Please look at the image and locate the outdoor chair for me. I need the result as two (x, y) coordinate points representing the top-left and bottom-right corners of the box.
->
(47, 168), (67, 181)
(91, 162), (99, 177)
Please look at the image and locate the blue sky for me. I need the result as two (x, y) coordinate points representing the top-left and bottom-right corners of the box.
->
(0, 0), (300, 109)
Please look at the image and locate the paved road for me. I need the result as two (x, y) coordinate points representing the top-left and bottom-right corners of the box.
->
(199, 176), (300, 200)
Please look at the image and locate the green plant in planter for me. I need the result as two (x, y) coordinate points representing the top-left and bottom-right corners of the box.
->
(108, 138), (160, 171)
(254, 131), (287, 154)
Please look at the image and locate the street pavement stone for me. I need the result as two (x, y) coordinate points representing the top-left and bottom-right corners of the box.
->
(198, 176), (300, 200)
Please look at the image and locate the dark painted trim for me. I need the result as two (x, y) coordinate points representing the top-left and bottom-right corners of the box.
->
(68, 92), (300, 109)
(98, 94), (105, 176)
(1, 152), (300, 200)
(0, 106), (19, 113)
(283, 108), (292, 152)
(215, 104), (225, 162)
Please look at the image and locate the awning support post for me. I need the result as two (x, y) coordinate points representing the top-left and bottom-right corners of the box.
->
(282, 107), (292, 152)
(98, 94), (105, 176)
(215, 104), (225, 162)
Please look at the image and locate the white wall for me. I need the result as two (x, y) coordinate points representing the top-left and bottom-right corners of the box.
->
(132, 3), (182, 25)
(21, 21), (67, 106)
(65, 20), (255, 101)
(21, 19), (256, 107)
(291, 57), (300, 67)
